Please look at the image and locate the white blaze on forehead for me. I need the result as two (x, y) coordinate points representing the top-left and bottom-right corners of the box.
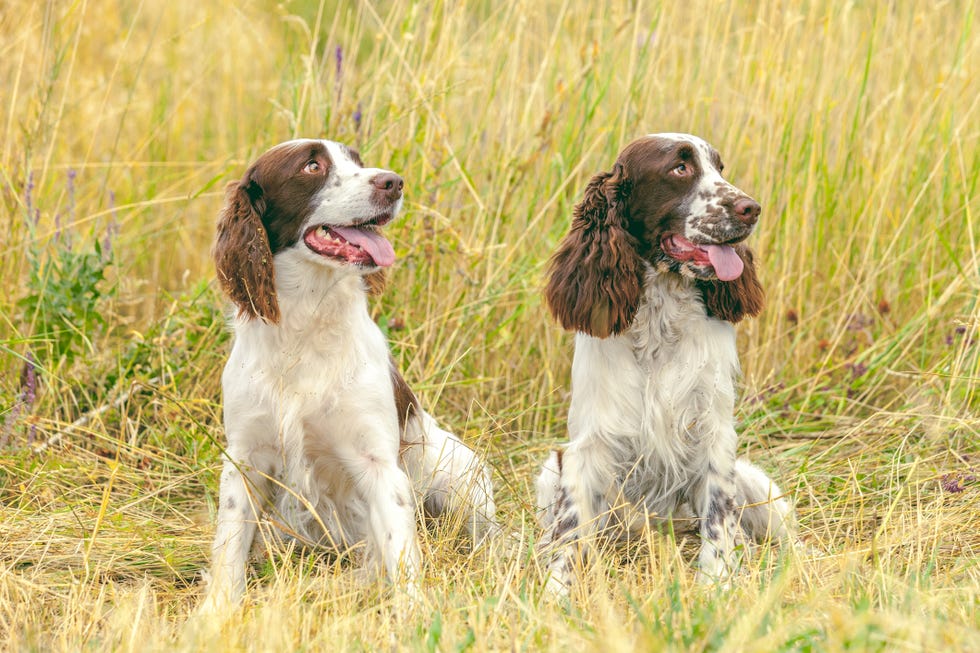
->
(322, 139), (363, 174)
(645, 132), (715, 161)
(275, 137), (320, 147)
(306, 140), (403, 227)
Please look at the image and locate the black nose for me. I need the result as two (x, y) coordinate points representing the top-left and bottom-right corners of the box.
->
(371, 172), (404, 200)
(734, 197), (761, 226)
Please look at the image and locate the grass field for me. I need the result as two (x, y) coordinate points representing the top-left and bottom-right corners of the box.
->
(1, 0), (978, 650)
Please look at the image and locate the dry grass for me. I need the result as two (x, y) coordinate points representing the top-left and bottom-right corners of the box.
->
(1, 0), (978, 650)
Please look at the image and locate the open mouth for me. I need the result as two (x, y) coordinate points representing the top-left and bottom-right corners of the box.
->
(661, 234), (744, 281)
(304, 218), (396, 268)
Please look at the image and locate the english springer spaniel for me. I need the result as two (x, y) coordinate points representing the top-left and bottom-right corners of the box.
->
(201, 139), (496, 610)
(536, 133), (793, 595)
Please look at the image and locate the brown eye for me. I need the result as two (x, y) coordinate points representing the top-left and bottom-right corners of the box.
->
(670, 163), (689, 176)
(303, 160), (321, 173)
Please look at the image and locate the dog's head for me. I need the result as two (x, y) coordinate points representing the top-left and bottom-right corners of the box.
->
(213, 139), (403, 322)
(546, 133), (764, 337)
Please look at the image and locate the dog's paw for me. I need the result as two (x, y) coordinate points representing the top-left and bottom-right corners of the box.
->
(194, 588), (238, 617)
(695, 571), (732, 590)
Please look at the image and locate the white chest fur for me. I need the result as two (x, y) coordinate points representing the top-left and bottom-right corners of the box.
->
(220, 253), (398, 468)
(567, 270), (740, 505)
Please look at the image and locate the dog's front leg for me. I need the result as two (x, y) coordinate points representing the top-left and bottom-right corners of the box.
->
(337, 431), (421, 594)
(693, 433), (739, 584)
(199, 452), (274, 612)
(540, 440), (614, 596)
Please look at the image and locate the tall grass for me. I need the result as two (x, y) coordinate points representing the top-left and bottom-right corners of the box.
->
(1, 0), (978, 650)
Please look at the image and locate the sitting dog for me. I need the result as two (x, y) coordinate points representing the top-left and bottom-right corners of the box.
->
(201, 139), (496, 609)
(537, 133), (793, 594)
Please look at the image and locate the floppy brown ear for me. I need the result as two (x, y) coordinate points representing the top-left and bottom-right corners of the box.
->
(213, 180), (281, 323)
(697, 244), (764, 323)
(545, 165), (643, 337)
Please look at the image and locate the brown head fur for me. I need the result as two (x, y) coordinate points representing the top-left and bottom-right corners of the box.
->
(546, 135), (765, 335)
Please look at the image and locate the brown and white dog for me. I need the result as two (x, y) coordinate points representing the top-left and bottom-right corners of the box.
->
(201, 139), (496, 610)
(536, 133), (793, 595)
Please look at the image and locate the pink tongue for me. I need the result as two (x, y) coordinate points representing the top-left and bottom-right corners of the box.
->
(331, 226), (396, 268)
(704, 245), (744, 281)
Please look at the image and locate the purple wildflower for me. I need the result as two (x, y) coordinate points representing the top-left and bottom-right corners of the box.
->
(940, 473), (976, 493)
(20, 353), (37, 410)
(353, 103), (362, 132)
(25, 171), (35, 222)
(334, 45), (345, 103)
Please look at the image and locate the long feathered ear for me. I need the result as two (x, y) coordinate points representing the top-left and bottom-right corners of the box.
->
(213, 179), (281, 323)
(545, 165), (644, 337)
(697, 244), (764, 323)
